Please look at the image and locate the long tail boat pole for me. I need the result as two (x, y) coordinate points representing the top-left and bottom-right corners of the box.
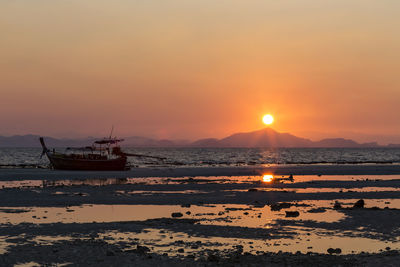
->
(122, 152), (167, 160)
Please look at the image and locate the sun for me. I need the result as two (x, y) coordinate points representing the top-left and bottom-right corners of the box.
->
(262, 114), (274, 125)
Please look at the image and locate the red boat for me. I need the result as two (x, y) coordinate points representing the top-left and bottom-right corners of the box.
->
(39, 137), (128, 171)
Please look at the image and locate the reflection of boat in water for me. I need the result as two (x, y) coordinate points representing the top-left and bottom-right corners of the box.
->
(40, 137), (128, 171)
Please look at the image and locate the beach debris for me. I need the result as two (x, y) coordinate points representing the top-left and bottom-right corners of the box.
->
(171, 212), (183, 218)
(285, 211), (300, 217)
(248, 188), (258, 192)
(177, 248), (184, 253)
(186, 211), (191, 215)
(327, 248), (342, 254)
(353, 199), (365, 208)
(333, 201), (342, 209)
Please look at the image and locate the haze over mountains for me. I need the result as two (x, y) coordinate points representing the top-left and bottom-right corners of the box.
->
(190, 128), (383, 148)
(1, 128), (398, 148)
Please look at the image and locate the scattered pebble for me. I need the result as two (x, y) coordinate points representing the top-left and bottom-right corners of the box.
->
(333, 201), (342, 209)
(327, 248), (342, 254)
(270, 202), (292, 211)
(353, 199), (365, 208)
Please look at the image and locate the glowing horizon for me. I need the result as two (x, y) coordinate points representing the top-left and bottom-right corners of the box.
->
(1, 1), (400, 144)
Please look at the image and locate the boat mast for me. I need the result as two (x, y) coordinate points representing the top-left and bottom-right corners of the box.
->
(108, 125), (114, 155)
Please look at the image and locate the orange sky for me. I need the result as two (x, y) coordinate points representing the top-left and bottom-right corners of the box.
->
(1, 1), (399, 144)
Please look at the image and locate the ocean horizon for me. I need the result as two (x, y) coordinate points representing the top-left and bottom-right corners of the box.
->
(2, 147), (400, 168)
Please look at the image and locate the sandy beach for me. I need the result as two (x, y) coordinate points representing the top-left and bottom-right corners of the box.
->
(0, 165), (399, 266)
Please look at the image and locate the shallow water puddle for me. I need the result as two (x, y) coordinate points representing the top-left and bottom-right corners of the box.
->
(1, 175), (399, 189)
(100, 227), (400, 256)
(290, 175), (400, 182)
(0, 201), (398, 257)
(1, 198), (399, 225)
(14, 261), (71, 267)
(3, 227), (398, 258)
(0, 202), (346, 225)
(0, 178), (133, 189)
(294, 187), (400, 193)
(120, 190), (208, 195)
(225, 187), (400, 194)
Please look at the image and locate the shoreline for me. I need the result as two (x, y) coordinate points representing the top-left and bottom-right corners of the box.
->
(2, 164), (400, 180)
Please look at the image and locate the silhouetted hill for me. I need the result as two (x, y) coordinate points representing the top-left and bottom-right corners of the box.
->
(0, 129), (388, 148)
(189, 129), (383, 148)
(387, 143), (400, 148)
(312, 138), (379, 148)
(216, 128), (313, 147)
(190, 138), (220, 147)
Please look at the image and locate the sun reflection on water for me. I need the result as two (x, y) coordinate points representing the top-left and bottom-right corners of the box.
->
(263, 174), (274, 183)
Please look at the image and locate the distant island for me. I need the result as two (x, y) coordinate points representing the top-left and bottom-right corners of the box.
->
(1, 128), (398, 148)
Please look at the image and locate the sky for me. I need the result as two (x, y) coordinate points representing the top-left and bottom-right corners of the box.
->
(1, 0), (399, 144)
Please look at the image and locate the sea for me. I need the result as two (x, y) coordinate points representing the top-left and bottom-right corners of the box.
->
(1, 147), (400, 168)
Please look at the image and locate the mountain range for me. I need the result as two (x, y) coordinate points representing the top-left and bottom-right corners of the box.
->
(190, 128), (381, 148)
(0, 128), (396, 148)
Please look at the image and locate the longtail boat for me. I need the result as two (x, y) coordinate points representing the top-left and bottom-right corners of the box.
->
(39, 137), (128, 171)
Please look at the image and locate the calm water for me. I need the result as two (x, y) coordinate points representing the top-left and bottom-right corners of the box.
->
(1, 147), (400, 167)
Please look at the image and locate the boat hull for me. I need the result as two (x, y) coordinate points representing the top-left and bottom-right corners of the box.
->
(46, 153), (128, 171)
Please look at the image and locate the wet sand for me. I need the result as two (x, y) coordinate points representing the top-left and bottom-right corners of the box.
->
(0, 167), (399, 266)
